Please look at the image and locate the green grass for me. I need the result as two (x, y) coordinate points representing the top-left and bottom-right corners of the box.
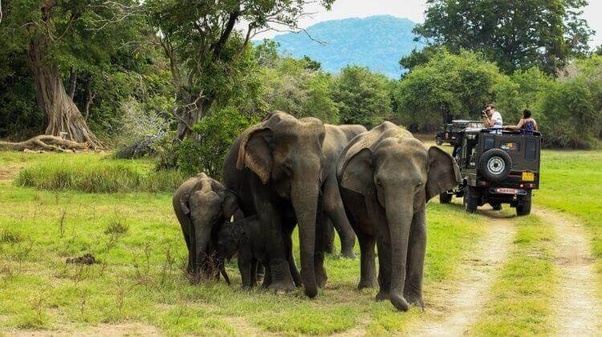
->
(0, 151), (487, 335)
(1, 147), (600, 335)
(537, 150), (602, 298)
(470, 215), (557, 335)
(12, 152), (185, 193)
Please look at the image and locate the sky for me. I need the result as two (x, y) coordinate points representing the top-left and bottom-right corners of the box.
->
(262, 0), (602, 49)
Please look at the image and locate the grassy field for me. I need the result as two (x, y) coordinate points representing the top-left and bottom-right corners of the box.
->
(0, 148), (600, 335)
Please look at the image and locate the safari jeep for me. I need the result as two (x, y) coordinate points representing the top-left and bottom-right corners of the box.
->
(440, 127), (541, 216)
(435, 119), (485, 146)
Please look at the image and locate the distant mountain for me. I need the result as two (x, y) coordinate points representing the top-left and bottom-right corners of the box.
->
(266, 15), (424, 79)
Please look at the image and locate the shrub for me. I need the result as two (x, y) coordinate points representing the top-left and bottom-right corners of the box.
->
(173, 108), (256, 179)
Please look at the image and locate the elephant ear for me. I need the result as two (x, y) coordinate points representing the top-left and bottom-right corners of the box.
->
(180, 193), (191, 215)
(426, 146), (461, 201)
(339, 147), (374, 195)
(236, 127), (273, 184)
(221, 190), (240, 221)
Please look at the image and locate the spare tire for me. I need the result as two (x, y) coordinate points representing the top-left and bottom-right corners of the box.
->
(478, 149), (512, 182)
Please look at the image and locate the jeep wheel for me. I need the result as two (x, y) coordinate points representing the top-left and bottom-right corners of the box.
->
(516, 190), (532, 216)
(436, 137), (443, 145)
(439, 192), (452, 204)
(463, 187), (479, 213)
(478, 149), (512, 182)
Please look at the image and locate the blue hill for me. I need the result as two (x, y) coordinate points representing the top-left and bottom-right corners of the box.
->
(266, 15), (424, 79)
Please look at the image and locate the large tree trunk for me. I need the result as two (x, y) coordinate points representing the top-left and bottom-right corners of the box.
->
(28, 36), (103, 149)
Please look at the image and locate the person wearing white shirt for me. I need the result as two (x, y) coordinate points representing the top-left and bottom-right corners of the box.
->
(483, 104), (503, 129)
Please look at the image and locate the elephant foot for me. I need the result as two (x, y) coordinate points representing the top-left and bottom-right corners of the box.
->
(390, 293), (410, 312)
(316, 266), (328, 288)
(404, 292), (425, 311)
(375, 290), (389, 302)
(267, 280), (296, 294)
(340, 249), (356, 259)
(357, 278), (377, 290)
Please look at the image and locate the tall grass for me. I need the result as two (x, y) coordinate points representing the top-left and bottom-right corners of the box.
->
(14, 154), (185, 193)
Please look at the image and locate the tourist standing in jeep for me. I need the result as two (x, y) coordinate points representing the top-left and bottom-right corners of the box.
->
(504, 109), (538, 135)
(482, 104), (503, 129)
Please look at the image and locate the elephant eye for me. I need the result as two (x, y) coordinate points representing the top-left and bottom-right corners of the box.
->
(376, 179), (383, 187)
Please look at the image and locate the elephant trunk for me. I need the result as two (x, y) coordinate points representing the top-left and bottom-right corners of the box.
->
(193, 221), (214, 279)
(385, 195), (412, 311)
(291, 176), (320, 298)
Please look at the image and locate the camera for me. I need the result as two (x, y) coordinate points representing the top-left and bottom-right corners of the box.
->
(481, 110), (488, 117)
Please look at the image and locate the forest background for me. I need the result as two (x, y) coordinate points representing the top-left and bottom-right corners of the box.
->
(1, 0), (601, 179)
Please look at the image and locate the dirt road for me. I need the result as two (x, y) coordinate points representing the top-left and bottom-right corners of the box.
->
(409, 207), (601, 336)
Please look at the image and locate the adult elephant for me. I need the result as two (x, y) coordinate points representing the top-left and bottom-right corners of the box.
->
(173, 173), (239, 282)
(322, 123), (367, 258)
(336, 122), (460, 311)
(222, 111), (328, 298)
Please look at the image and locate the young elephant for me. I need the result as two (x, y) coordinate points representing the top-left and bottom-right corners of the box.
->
(172, 173), (239, 283)
(216, 215), (268, 288)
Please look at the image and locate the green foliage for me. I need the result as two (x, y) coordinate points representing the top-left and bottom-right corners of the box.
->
(537, 73), (600, 148)
(259, 56), (339, 123)
(173, 108), (256, 179)
(332, 66), (393, 128)
(493, 68), (554, 122)
(394, 49), (504, 131)
(414, 0), (593, 75)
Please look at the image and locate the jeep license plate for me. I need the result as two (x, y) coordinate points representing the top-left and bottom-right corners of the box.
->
(522, 171), (535, 181)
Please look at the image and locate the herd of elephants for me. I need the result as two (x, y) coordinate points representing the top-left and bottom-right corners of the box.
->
(172, 111), (460, 311)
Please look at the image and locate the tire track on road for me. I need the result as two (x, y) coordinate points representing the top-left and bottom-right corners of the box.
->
(535, 208), (601, 336)
(410, 210), (516, 336)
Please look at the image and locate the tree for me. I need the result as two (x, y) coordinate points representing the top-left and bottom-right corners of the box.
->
(394, 50), (505, 131)
(259, 55), (339, 123)
(332, 66), (393, 128)
(144, 0), (335, 141)
(0, 0), (145, 148)
(414, 0), (593, 75)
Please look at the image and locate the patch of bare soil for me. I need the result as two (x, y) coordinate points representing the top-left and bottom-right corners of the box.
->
(535, 208), (601, 336)
(409, 210), (516, 336)
(7, 322), (163, 337)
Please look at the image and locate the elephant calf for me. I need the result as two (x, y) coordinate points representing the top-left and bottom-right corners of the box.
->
(216, 215), (268, 288)
(172, 173), (239, 283)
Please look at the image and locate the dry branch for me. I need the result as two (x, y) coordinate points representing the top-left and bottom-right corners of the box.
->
(0, 135), (89, 152)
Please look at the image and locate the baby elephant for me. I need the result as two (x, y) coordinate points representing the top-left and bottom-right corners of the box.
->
(217, 215), (268, 288)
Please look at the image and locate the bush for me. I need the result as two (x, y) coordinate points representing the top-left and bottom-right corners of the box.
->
(172, 108), (256, 179)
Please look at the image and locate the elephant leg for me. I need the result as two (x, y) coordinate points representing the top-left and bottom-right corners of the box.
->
(375, 236), (393, 301)
(404, 208), (426, 309)
(357, 233), (378, 289)
(255, 261), (265, 285)
(323, 177), (356, 259)
(238, 254), (253, 289)
(314, 199), (328, 288)
(249, 258), (259, 288)
(256, 197), (296, 293)
(261, 261), (272, 288)
(323, 219), (335, 254)
(281, 219), (302, 287)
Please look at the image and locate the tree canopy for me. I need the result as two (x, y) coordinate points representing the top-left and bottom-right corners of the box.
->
(413, 0), (593, 75)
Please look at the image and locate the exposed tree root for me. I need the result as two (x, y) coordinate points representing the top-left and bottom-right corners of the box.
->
(0, 135), (89, 152)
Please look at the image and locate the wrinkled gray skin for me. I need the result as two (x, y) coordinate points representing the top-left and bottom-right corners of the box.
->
(322, 123), (367, 258)
(337, 122), (460, 311)
(172, 173), (239, 283)
(222, 111), (328, 298)
(216, 215), (267, 289)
